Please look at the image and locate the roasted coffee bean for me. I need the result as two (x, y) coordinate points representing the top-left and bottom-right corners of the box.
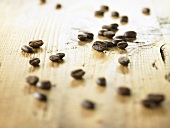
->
(95, 11), (104, 16)
(111, 11), (119, 17)
(84, 32), (94, 40)
(142, 8), (150, 15)
(26, 76), (39, 85)
(21, 45), (34, 53)
(29, 40), (44, 48)
(92, 41), (107, 52)
(112, 39), (124, 46)
(114, 35), (126, 40)
(110, 23), (119, 29)
(71, 69), (85, 79)
(34, 92), (47, 102)
(117, 86), (131, 96)
(36, 80), (52, 90)
(49, 55), (63, 62)
(56, 4), (62, 9)
(100, 5), (109, 12)
(56, 53), (65, 59)
(104, 41), (114, 47)
(118, 57), (130, 66)
(29, 58), (40, 66)
(147, 94), (165, 105)
(82, 100), (95, 109)
(124, 31), (137, 38)
(78, 34), (88, 41)
(98, 29), (108, 36)
(120, 16), (128, 22)
(96, 77), (106, 86)
(141, 99), (156, 108)
(117, 41), (128, 49)
(103, 31), (115, 39)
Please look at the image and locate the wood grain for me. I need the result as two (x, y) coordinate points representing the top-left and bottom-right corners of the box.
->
(0, 0), (170, 128)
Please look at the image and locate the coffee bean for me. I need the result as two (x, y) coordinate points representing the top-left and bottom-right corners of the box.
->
(114, 35), (126, 40)
(92, 41), (107, 52)
(111, 11), (119, 17)
(96, 77), (106, 86)
(117, 41), (128, 49)
(117, 86), (131, 96)
(95, 11), (104, 16)
(120, 16), (128, 22)
(49, 55), (63, 62)
(29, 40), (44, 48)
(100, 5), (109, 12)
(141, 99), (156, 108)
(71, 69), (85, 79)
(56, 53), (65, 59)
(147, 94), (165, 105)
(104, 41), (114, 47)
(142, 8), (150, 15)
(26, 76), (39, 85)
(29, 58), (40, 67)
(34, 92), (47, 102)
(81, 100), (95, 109)
(110, 23), (119, 29)
(103, 31), (115, 39)
(84, 32), (94, 40)
(98, 29), (108, 36)
(36, 80), (52, 90)
(21, 45), (34, 53)
(56, 4), (62, 9)
(78, 34), (88, 41)
(124, 31), (137, 38)
(118, 57), (130, 66)
(112, 39), (124, 46)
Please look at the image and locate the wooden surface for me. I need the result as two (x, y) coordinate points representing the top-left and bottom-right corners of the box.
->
(0, 0), (170, 128)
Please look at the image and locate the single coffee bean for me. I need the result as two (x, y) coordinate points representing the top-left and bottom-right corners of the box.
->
(96, 77), (106, 86)
(103, 31), (115, 39)
(56, 4), (62, 9)
(26, 76), (39, 85)
(124, 31), (137, 38)
(120, 16), (128, 22)
(95, 11), (104, 16)
(71, 69), (85, 79)
(34, 92), (47, 102)
(141, 99), (156, 108)
(142, 8), (150, 15)
(49, 55), (63, 62)
(29, 40), (44, 48)
(117, 86), (131, 96)
(111, 11), (119, 17)
(29, 58), (40, 67)
(110, 23), (119, 29)
(118, 57), (130, 66)
(92, 41), (107, 52)
(21, 45), (34, 53)
(98, 29), (108, 36)
(78, 34), (88, 41)
(84, 32), (94, 40)
(147, 94), (165, 105)
(100, 5), (109, 12)
(112, 39), (124, 46)
(81, 99), (95, 109)
(36, 80), (51, 90)
(117, 41), (128, 49)
(56, 53), (65, 59)
(104, 41), (114, 47)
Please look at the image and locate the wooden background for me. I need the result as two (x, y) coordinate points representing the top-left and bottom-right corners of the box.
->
(0, 0), (170, 128)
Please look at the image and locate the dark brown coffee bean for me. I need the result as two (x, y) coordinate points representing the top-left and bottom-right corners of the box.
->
(100, 5), (109, 12)
(117, 86), (131, 96)
(84, 32), (94, 40)
(95, 11), (104, 16)
(104, 41), (114, 47)
(110, 23), (119, 29)
(78, 34), (88, 41)
(29, 40), (44, 48)
(56, 53), (65, 59)
(112, 39), (124, 46)
(36, 80), (51, 90)
(111, 11), (119, 17)
(98, 29), (108, 36)
(21, 45), (34, 53)
(49, 55), (63, 62)
(56, 4), (62, 9)
(142, 8), (150, 15)
(81, 100), (95, 109)
(96, 77), (106, 86)
(120, 16), (128, 22)
(141, 99), (156, 108)
(117, 41), (128, 49)
(26, 76), (39, 85)
(147, 94), (165, 105)
(34, 92), (47, 102)
(124, 31), (137, 38)
(103, 31), (115, 39)
(118, 57), (130, 66)
(71, 69), (85, 79)
(29, 58), (40, 67)
(92, 41), (107, 52)
(114, 35), (126, 40)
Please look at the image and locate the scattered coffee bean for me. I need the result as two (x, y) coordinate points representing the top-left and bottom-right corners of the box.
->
(118, 57), (130, 66)
(120, 16), (128, 23)
(117, 41), (128, 49)
(92, 41), (107, 52)
(117, 86), (131, 96)
(82, 100), (95, 109)
(84, 32), (94, 40)
(124, 31), (137, 38)
(95, 11), (104, 16)
(104, 41), (114, 47)
(36, 80), (52, 90)
(111, 11), (119, 17)
(147, 94), (165, 105)
(29, 40), (44, 48)
(21, 45), (34, 53)
(110, 23), (119, 29)
(78, 34), (88, 41)
(114, 35), (126, 40)
(141, 99), (156, 108)
(29, 58), (40, 67)
(142, 8), (150, 15)
(26, 76), (39, 85)
(98, 29), (108, 36)
(56, 4), (62, 9)
(56, 53), (65, 59)
(71, 69), (85, 79)
(34, 92), (47, 102)
(112, 39), (124, 46)
(103, 31), (115, 39)
(49, 55), (63, 62)
(100, 5), (109, 12)
(96, 77), (106, 86)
